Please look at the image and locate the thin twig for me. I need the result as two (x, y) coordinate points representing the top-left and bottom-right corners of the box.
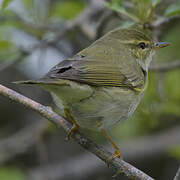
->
(174, 166), (180, 180)
(152, 15), (180, 39)
(153, 15), (180, 28)
(0, 84), (154, 180)
(150, 60), (180, 72)
(46, 0), (105, 44)
(96, 11), (116, 39)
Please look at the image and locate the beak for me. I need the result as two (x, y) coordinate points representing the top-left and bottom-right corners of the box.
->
(154, 42), (170, 49)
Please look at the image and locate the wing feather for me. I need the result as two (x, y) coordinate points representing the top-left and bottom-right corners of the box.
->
(42, 56), (145, 90)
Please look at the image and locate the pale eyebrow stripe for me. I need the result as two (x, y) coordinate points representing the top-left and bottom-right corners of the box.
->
(117, 40), (151, 44)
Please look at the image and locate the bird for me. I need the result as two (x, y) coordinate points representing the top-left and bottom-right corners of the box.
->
(16, 26), (169, 160)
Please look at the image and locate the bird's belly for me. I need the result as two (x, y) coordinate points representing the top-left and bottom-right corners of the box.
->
(70, 87), (143, 131)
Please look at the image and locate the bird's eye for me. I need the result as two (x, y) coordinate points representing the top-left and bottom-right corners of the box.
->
(138, 42), (146, 50)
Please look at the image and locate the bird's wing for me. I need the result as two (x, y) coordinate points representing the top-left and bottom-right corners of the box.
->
(41, 55), (146, 91)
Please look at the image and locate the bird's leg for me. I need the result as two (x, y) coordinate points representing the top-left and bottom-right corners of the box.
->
(100, 128), (122, 161)
(64, 108), (79, 140)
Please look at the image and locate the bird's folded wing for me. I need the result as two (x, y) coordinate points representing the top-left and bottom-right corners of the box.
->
(42, 58), (145, 90)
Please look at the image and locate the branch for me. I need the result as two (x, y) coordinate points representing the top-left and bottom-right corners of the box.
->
(46, 0), (105, 45)
(0, 84), (154, 180)
(153, 15), (180, 28)
(174, 166), (180, 180)
(150, 60), (180, 72)
(152, 15), (180, 40)
(96, 11), (116, 39)
(28, 126), (180, 180)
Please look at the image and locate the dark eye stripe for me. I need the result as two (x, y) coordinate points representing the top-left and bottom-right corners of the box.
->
(138, 42), (146, 49)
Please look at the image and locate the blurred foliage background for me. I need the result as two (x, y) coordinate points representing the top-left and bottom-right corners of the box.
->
(0, 0), (180, 179)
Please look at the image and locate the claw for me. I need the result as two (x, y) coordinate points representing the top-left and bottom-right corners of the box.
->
(66, 124), (79, 141)
(64, 108), (79, 141)
(108, 149), (122, 162)
(99, 128), (123, 167)
(107, 149), (122, 168)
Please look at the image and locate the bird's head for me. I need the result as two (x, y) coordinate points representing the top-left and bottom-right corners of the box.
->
(110, 28), (170, 70)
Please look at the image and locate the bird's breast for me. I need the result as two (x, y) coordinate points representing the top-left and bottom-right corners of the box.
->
(70, 86), (144, 131)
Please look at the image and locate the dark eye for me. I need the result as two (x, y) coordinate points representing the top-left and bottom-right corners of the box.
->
(138, 42), (146, 49)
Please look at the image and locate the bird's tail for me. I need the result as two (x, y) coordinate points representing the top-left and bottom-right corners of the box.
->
(13, 79), (70, 86)
(13, 80), (45, 85)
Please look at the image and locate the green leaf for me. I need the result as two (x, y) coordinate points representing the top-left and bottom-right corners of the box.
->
(104, 0), (139, 22)
(21, 0), (32, 8)
(169, 146), (180, 159)
(1, 0), (13, 10)
(165, 2), (180, 16)
(51, 1), (85, 20)
(0, 40), (13, 49)
(0, 168), (26, 180)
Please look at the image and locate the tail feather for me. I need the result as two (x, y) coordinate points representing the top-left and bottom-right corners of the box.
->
(13, 80), (45, 85)
(13, 79), (71, 86)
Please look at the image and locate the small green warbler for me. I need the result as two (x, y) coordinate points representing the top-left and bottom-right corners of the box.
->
(17, 26), (169, 159)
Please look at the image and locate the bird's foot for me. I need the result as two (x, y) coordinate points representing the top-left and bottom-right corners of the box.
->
(66, 123), (79, 141)
(107, 149), (122, 168)
(64, 108), (79, 140)
(109, 149), (122, 162)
